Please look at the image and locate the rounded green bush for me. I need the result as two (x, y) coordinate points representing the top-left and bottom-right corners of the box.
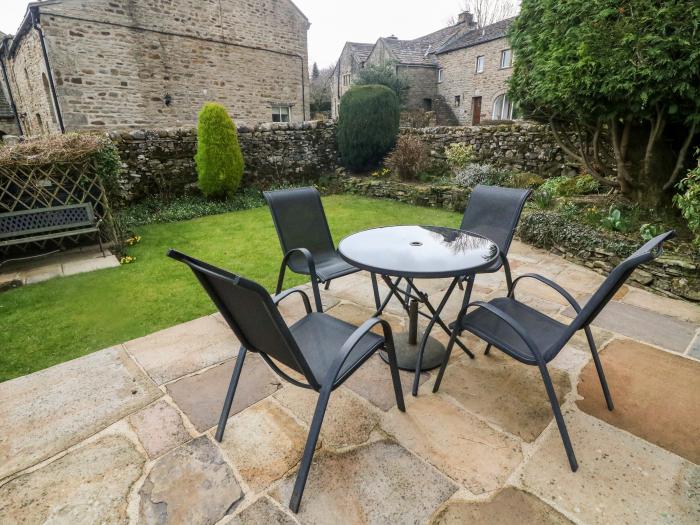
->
(337, 85), (400, 171)
(195, 102), (244, 199)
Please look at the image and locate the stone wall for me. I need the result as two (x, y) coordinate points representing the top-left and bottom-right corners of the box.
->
(402, 122), (574, 177)
(5, 0), (310, 134)
(109, 120), (336, 203)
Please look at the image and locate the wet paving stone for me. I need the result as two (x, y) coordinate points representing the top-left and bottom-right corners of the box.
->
(577, 338), (700, 463)
(166, 353), (282, 432)
(272, 440), (458, 524)
(430, 487), (573, 524)
(139, 436), (242, 524)
(0, 435), (145, 524)
(520, 411), (700, 525)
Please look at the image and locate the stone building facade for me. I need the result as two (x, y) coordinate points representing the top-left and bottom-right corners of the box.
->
(331, 12), (515, 127)
(0, 0), (311, 136)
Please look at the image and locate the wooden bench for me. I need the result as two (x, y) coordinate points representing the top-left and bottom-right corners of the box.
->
(0, 203), (104, 265)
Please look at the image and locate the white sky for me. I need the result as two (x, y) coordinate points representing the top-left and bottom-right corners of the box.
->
(0, 0), (471, 67)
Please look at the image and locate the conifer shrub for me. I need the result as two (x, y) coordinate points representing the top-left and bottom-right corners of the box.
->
(195, 102), (244, 198)
(337, 85), (399, 171)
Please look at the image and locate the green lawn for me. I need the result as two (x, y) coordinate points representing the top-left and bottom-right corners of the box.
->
(1, 195), (460, 382)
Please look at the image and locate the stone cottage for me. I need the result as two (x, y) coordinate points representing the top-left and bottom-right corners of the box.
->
(0, 0), (311, 136)
(332, 12), (515, 126)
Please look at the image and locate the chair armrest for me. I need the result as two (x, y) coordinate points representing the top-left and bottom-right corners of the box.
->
(325, 317), (394, 386)
(455, 300), (546, 363)
(272, 288), (312, 314)
(281, 247), (318, 279)
(510, 273), (583, 313)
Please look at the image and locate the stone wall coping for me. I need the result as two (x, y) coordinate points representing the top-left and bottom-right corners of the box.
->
(107, 120), (334, 142)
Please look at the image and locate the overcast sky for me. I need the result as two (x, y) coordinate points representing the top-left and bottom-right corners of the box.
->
(0, 0), (479, 67)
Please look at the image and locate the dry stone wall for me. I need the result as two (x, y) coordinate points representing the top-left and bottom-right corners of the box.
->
(110, 120), (336, 203)
(401, 122), (575, 177)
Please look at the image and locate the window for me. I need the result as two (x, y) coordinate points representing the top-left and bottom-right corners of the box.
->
(500, 49), (512, 69)
(454, 95), (461, 107)
(272, 105), (290, 123)
(342, 74), (351, 86)
(423, 98), (433, 111)
(492, 94), (514, 120)
(438, 68), (444, 83)
(475, 55), (484, 73)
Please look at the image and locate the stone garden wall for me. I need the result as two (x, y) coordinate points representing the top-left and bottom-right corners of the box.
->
(401, 122), (575, 177)
(109, 120), (336, 202)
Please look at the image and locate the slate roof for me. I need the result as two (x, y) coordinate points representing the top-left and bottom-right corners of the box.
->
(348, 42), (374, 63)
(378, 24), (463, 66)
(436, 17), (514, 54)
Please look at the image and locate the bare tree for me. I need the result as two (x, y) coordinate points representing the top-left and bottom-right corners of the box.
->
(449, 0), (519, 28)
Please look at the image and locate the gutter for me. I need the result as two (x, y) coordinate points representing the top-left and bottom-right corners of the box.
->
(32, 8), (64, 133)
(0, 39), (24, 135)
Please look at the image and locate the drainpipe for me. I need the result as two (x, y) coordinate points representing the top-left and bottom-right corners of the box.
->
(0, 44), (23, 136)
(32, 9), (64, 133)
(300, 55), (306, 121)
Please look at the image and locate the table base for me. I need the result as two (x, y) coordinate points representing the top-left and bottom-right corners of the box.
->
(379, 332), (446, 371)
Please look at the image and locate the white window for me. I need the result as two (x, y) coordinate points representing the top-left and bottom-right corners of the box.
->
(342, 74), (351, 86)
(492, 94), (514, 120)
(475, 55), (485, 73)
(438, 68), (444, 83)
(500, 49), (512, 69)
(272, 105), (290, 123)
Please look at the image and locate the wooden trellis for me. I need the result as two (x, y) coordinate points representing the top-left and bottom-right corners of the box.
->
(0, 157), (116, 256)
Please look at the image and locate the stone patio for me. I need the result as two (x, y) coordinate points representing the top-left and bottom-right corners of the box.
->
(0, 245), (120, 291)
(0, 240), (698, 524)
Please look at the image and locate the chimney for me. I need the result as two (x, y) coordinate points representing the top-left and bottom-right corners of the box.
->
(457, 11), (477, 28)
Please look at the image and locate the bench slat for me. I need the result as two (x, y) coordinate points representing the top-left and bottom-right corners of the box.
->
(0, 226), (100, 247)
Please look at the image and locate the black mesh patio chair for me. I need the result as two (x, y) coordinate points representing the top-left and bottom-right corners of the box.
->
(459, 184), (532, 293)
(433, 231), (676, 472)
(167, 249), (404, 513)
(264, 187), (380, 312)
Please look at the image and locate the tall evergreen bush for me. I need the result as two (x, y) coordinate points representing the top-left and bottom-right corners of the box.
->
(337, 85), (400, 170)
(195, 102), (244, 198)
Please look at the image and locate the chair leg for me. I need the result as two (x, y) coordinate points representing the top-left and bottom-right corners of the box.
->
(585, 326), (614, 411)
(324, 280), (331, 290)
(96, 232), (105, 258)
(432, 328), (458, 393)
(275, 263), (287, 295)
(538, 362), (578, 472)
(215, 347), (247, 443)
(370, 273), (381, 311)
(289, 386), (332, 513)
(484, 344), (492, 355)
(385, 339), (405, 412)
(310, 277), (323, 313)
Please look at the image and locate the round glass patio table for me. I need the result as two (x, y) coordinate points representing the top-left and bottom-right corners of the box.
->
(338, 225), (499, 395)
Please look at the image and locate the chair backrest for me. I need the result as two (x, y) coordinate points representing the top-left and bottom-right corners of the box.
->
(167, 249), (319, 388)
(460, 185), (532, 256)
(571, 231), (676, 332)
(264, 187), (336, 272)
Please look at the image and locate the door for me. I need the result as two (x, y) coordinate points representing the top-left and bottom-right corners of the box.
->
(471, 97), (482, 125)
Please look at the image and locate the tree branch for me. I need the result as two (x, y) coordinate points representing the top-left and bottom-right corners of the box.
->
(643, 105), (666, 179)
(549, 118), (583, 163)
(663, 120), (698, 190)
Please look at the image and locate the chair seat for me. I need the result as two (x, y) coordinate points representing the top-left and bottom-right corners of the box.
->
(457, 297), (569, 364)
(309, 252), (360, 282)
(290, 312), (383, 385)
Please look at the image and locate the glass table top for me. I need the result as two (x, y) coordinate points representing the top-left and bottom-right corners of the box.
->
(338, 225), (499, 278)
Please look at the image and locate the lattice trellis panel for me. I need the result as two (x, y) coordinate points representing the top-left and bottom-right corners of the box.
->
(0, 158), (116, 256)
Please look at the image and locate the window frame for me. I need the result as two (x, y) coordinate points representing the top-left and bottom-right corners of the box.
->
(454, 95), (461, 107)
(475, 55), (485, 74)
(438, 68), (444, 83)
(271, 105), (291, 123)
(492, 94), (513, 120)
(342, 73), (351, 86)
(500, 49), (512, 69)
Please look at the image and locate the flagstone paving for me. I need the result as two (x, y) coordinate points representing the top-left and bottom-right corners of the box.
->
(0, 240), (698, 524)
